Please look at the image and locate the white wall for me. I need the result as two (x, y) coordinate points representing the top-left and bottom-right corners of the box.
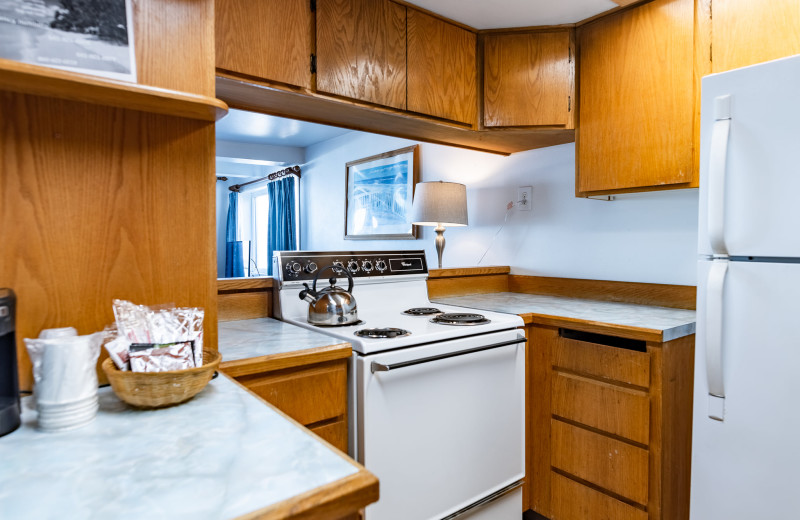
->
(302, 132), (699, 286)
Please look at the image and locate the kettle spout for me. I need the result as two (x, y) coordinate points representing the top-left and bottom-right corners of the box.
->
(299, 283), (318, 304)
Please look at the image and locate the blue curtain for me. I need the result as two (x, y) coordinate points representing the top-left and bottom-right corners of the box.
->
(267, 176), (297, 275)
(225, 191), (245, 277)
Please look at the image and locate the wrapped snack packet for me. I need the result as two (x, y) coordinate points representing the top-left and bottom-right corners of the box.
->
(173, 307), (204, 367)
(129, 341), (195, 372)
(111, 300), (205, 372)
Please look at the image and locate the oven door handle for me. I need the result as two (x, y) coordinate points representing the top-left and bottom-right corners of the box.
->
(441, 479), (525, 520)
(370, 337), (526, 373)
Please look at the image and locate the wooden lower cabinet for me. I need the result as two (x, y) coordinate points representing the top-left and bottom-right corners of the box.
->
(526, 324), (694, 520)
(227, 358), (349, 453)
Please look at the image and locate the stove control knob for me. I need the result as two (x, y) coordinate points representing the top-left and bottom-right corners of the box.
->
(332, 260), (345, 274)
(361, 260), (374, 273)
(285, 261), (302, 277)
(304, 262), (318, 274)
(375, 259), (388, 272)
(347, 260), (360, 273)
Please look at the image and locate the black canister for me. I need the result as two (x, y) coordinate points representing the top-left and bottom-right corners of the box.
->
(0, 289), (20, 437)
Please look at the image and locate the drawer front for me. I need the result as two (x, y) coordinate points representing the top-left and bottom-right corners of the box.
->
(551, 419), (649, 506)
(310, 419), (348, 453)
(552, 372), (650, 445)
(553, 332), (650, 387)
(550, 472), (647, 520)
(237, 360), (347, 426)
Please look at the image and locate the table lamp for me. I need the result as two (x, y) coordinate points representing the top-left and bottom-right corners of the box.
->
(410, 181), (468, 269)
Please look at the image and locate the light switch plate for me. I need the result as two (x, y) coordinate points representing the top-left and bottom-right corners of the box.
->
(518, 186), (532, 211)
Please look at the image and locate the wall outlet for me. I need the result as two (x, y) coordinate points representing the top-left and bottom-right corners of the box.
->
(518, 186), (532, 211)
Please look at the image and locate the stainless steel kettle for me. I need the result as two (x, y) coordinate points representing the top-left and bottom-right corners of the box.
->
(299, 266), (359, 326)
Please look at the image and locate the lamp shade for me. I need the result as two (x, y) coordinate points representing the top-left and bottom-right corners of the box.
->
(410, 181), (468, 226)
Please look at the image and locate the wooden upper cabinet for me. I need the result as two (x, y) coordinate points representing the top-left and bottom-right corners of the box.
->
(710, 0), (800, 73)
(215, 0), (313, 89)
(407, 9), (477, 126)
(483, 31), (574, 128)
(577, 0), (695, 195)
(316, 0), (407, 110)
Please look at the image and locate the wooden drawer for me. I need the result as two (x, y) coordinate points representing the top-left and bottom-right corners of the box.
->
(551, 419), (649, 506)
(310, 419), (348, 453)
(551, 472), (647, 520)
(552, 329), (650, 387)
(552, 371), (650, 445)
(236, 360), (347, 426)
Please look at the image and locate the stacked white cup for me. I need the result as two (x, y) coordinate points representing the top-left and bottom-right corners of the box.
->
(24, 328), (103, 432)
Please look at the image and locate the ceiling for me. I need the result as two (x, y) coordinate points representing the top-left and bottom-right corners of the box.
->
(215, 109), (352, 148)
(406, 0), (622, 29)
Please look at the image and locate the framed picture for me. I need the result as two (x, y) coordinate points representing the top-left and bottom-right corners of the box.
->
(0, 0), (136, 82)
(345, 145), (419, 240)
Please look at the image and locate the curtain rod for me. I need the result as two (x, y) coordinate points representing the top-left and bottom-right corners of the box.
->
(229, 165), (301, 192)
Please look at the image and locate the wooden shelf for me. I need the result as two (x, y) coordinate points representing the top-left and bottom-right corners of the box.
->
(216, 73), (574, 156)
(0, 58), (228, 121)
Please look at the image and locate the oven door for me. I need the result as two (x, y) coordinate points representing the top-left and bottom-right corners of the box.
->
(355, 329), (525, 520)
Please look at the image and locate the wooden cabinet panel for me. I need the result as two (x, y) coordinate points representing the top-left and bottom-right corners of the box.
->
(710, 0), (800, 73)
(551, 419), (649, 506)
(552, 334), (650, 387)
(552, 372), (650, 445)
(317, 0), (407, 109)
(577, 0), (695, 194)
(237, 360), (347, 426)
(551, 472), (648, 520)
(407, 9), (477, 125)
(310, 419), (349, 453)
(484, 31), (573, 127)
(215, 0), (313, 89)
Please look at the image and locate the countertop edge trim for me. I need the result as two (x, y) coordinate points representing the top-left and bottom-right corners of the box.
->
(219, 342), (352, 378)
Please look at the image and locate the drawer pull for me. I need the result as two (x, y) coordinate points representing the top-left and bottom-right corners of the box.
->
(559, 328), (646, 353)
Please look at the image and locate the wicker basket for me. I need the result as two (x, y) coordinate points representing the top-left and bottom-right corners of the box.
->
(102, 348), (221, 409)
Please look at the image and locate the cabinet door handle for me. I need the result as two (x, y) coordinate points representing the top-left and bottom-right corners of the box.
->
(708, 94), (732, 255)
(705, 258), (729, 421)
(370, 337), (525, 373)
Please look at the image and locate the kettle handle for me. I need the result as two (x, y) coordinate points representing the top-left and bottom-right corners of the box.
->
(311, 265), (354, 294)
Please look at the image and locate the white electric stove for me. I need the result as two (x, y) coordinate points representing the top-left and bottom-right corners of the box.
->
(273, 250), (525, 520)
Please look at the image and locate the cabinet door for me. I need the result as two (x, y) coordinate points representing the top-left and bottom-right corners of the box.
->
(710, 0), (800, 73)
(483, 31), (573, 128)
(577, 0), (694, 195)
(407, 9), (477, 126)
(316, 0), (406, 110)
(215, 0), (313, 89)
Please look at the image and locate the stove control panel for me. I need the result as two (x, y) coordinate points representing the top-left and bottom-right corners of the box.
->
(274, 250), (428, 283)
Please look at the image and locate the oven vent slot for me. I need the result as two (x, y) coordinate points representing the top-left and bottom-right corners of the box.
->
(558, 328), (646, 353)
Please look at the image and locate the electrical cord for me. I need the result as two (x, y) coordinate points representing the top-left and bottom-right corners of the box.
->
(477, 201), (516, 266)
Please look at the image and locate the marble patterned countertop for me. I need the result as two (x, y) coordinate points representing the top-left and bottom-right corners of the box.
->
(0, 376), (361, 520)
(218, 317), (346, 363)
(434, 292), (696, 342)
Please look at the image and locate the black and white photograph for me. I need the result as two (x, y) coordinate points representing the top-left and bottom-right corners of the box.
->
(0, 0), (136, 81)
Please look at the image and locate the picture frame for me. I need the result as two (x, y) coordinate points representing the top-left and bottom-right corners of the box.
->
(0, 0), (137, 83)
(344, 145), (419, 240)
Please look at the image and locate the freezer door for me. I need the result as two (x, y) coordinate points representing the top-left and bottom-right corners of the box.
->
(357, 329), (525, 520)
(698, 54), (800, 257)
(692, 260), (800, 518)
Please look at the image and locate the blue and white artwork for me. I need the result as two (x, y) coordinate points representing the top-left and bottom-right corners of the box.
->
(346, 147), (416, 238)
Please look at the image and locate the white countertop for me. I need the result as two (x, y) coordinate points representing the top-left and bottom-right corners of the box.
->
(0, 376), (358, 520)
(434, 292), (696, 341)
(219, 317), (347, 362)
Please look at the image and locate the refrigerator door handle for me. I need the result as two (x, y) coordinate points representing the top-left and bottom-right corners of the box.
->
(706, 258), (729, 421)
(708, 95), (732, 256)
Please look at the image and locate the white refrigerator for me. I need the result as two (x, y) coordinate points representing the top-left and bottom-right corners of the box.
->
(693, 54), (800, 519)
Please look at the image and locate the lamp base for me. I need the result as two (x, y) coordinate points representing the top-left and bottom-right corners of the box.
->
(434, 224), (446, 270)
